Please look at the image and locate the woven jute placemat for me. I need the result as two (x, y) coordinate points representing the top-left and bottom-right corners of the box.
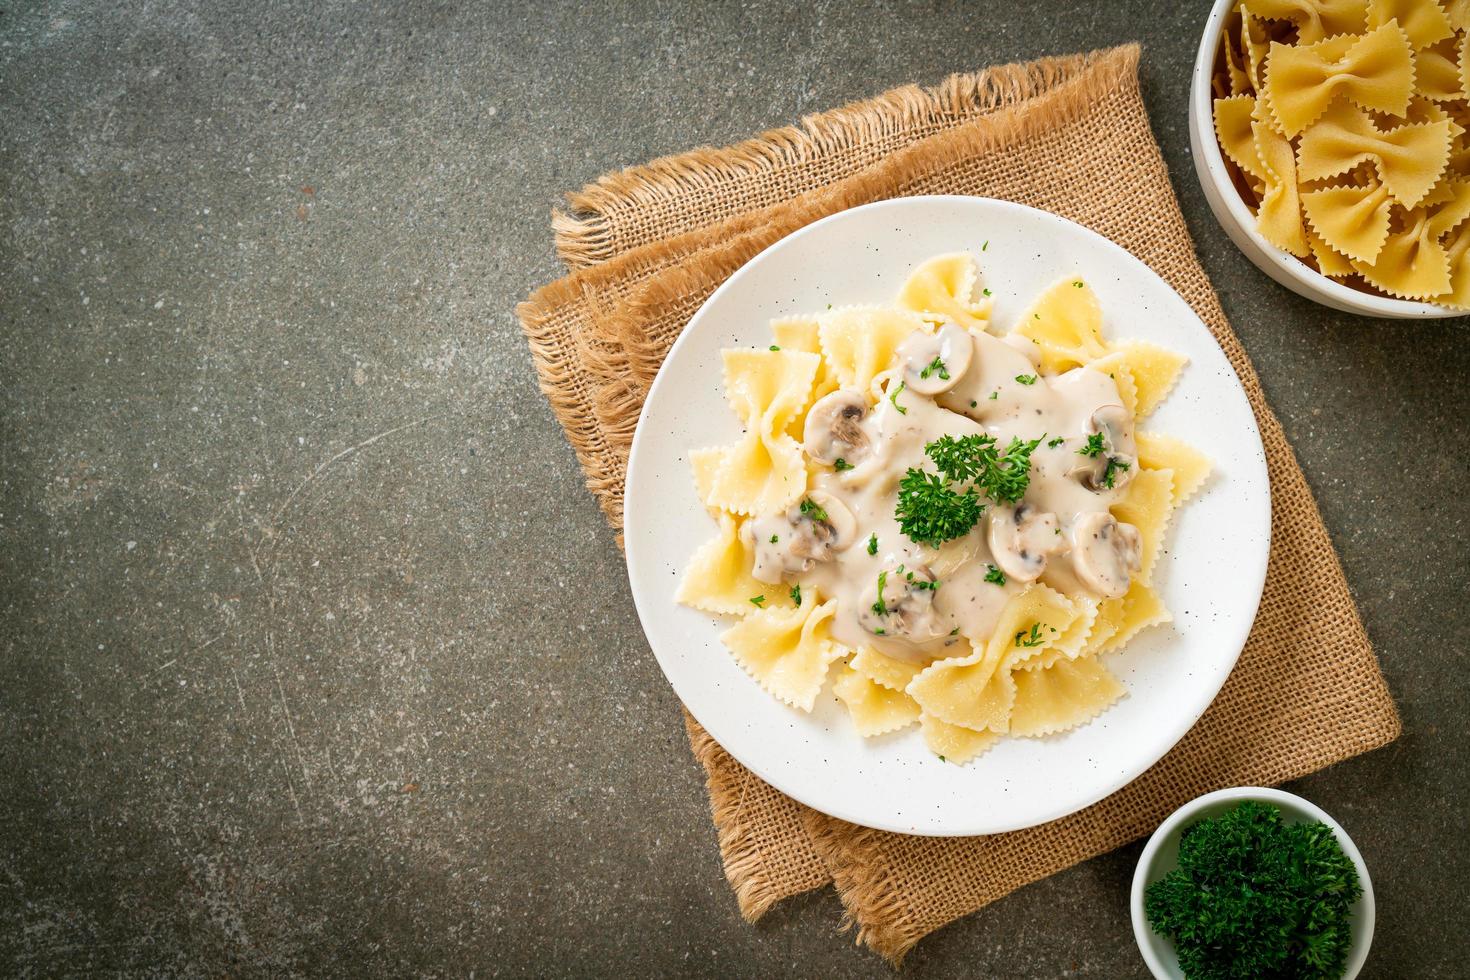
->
(518, 44), (1400, 963)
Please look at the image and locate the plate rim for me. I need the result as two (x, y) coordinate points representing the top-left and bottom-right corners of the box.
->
(623, 195), (1272, 836)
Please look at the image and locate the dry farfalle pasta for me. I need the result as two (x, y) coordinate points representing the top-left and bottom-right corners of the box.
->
(1213, 0), (1470, 306)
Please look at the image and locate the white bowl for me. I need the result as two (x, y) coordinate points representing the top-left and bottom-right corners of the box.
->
(1130, 786), (1376, 980)
(1189, 0), (1461, 319)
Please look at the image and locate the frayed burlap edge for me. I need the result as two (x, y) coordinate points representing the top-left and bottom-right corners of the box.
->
(682, 709), (830, 920)
(553, 50), (1126, 269)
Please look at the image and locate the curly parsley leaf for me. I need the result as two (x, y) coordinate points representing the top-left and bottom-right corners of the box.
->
(984, 565), (1006, 586)
(919, 357), (950, 381)
(1079, 432), (1106, 458)
(895, 470), (983, 546)
(799, 497), (829, 522)
(889, 380), (908, 415)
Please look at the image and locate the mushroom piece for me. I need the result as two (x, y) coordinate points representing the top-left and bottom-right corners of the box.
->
(856, 563), (945, 641)
(1069, 512), (1142, 598)
(987, 504), (1063, 583)
(898, 322), (974, 395)
(1070, 404), (1137, 492)
(740, 490), (857, 584)
(803, 389), (872, 466)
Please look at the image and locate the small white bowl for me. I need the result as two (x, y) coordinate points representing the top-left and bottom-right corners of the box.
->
(1131, 786), (1375, 980)
(1189, 0), (1461, 318)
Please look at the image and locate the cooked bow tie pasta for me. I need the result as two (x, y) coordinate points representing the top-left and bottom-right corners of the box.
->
(676, 253), (1210, 764)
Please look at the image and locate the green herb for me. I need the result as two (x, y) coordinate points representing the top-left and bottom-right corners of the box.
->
(987, 436), (1042, 504)
(768, 345), (780, 351)
(982, 240), (989, 251)
(950, 627), (960, 636)
(1073, 280), (1084, 288)
(925, 433), (996, 482)
(866, 533), (878, 555)
(833, 457), (854, 471)
(984, 565), (1006, 586)
(1015, 374), (1037, 385)
(938, 755), (946, 761)
(982, 287), (992, 296)
(769, 534), (779, 544)
(749, 595), (766, 607)
(989, 391), (998, 400)
(889, 380), (908, 415)
(1078, 432), (1107, 458)
(789, 584), (802, 607)
(919, 357), (950, 381)
(913, 578), (939, 591)
(970, 400), (978, 408)
(895, 469), (983, 546)
(1033, 313), (1040, 319)
(1047, 436), (1065, 448)
(826, 303), (832, 309)
(871, 570), (889, 616)
(799, 497), (829, 522)
(874, 628), (885, 635)
(1014, 623), (1045, 647)
(1103, 457), (1130, 489)
(1145, 801), (1362, 980)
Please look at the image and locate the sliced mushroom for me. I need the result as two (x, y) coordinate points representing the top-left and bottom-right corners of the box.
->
(1069, 512), (1142, 598)
(740, 490), (857, 583)
(1069, 404), (1137, 492)
(856, 563), (944, 641)
(803, 389), (871, 466)
(898, 322), (973, 395)
(987, 504), (1063, 582)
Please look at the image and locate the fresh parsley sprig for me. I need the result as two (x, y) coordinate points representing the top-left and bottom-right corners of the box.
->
(894, 470), (982, 546)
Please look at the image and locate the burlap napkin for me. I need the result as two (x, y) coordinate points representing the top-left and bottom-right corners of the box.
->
(518, 45), (1400, 963)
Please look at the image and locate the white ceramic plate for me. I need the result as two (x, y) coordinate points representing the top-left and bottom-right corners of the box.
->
(624, 196), (1271, 836)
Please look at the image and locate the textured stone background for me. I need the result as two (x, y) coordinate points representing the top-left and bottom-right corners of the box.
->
(1, 1), (1465, 976)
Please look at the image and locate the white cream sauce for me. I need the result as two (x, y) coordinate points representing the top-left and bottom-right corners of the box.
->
(785, 326), (1140, 665)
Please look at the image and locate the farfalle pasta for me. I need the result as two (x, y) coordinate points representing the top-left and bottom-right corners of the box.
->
(675, 253), (1210, 763)
(1213, 0), (1470, 306)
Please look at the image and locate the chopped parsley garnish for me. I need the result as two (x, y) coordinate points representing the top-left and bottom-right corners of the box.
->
(866, 533), (878, 555)
(889, 380), (908, 415)
(988, 391), (998, 400)
(970, 400), (978, 408)
(1073, 280), (1084, 288)
(799, 497), (829, 522)
(789, 584), (802, 607)
(768, 345), (780, 351)
(919, 357), (950, 381)
(750, 595), (766, 607)
(1145, 801), (1362, 980)
(982, 240), (989, 251)
(895, 469), (983, 546)
(871, 570), (889, 616)
(1014, 374), (1037, 385)
(769, 534), (779, 544)
(1047, 436), (1065, 448)
(833, 457), (854, 471)
(982, 288), (992, 296)
(984, 565), (1006, 586)
(914, 578), (939, 591)
(874, 628), (885, 635)
(950, 627), (960, 635)
(894, 434), (1043, 545)
(938, 755), (946, 761)
(1103, 456), (1131, 489)
(1078, 432), (1107, 458)
(1014, 623), (1045, 647)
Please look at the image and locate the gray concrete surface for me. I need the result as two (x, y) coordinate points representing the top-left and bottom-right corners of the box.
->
(1, 0), (1465, 976)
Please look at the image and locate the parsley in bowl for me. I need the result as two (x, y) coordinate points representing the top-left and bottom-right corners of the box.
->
(1131, 787), (1374, 980)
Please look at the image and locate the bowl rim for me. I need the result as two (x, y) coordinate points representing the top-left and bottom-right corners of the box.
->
(1129, 785), (1376, 980)
(1190, 0), (1459, 318)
